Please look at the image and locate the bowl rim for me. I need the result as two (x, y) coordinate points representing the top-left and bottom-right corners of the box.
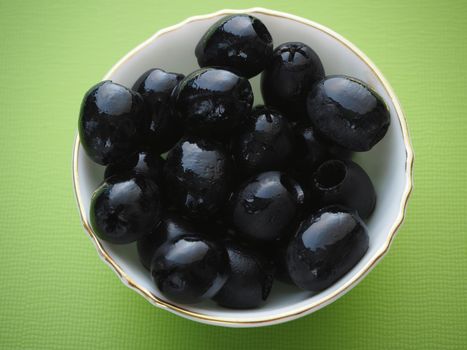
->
(72, 7), (414, 327)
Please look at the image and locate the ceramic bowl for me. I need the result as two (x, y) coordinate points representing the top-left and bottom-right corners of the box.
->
(72, 7), (414, 327)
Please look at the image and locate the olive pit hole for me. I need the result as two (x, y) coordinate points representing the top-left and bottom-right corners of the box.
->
(251, 18), (272, 43)
(315, 160), (347, 189)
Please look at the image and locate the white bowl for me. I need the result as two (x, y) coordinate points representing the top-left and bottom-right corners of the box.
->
(72, 7), (414, 327)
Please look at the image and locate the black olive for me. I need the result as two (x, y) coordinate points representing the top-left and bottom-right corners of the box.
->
(163, 137), (233, 220)
(292, 124), (331, 174)
(286, 206), (369, 292)
(230, 171), (304, 241)
(78, 81), (146, 165)
(137, 214), (203, 270)
(292, 123), (352, 174)
(172, 68), (253, 137)
(151, 236), (228, 303)
(311, 159), (376, 219)
(307, 75), (390, 151)
(213, 239), (275, 309)
(104, 151), (164, 184)
(257, 238), (293, 285)
(195, 14), (273, 78)
(261, 42), (324, 122)
(136, 231), (161, 271)
(274, 249), (293, 284)
(90, 175), (161, 244)
(132, 68), (185, 153)
(232, 106), (295, 177)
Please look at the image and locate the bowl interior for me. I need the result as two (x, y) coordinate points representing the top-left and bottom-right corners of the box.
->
(75, 10), (409, 324)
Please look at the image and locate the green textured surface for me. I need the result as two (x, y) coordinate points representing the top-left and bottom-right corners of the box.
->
(0, 0), (466, 348)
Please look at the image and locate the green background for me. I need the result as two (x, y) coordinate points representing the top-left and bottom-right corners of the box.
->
(1, 0), (466, 348)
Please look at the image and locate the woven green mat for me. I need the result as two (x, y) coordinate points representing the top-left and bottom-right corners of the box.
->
(1, 0), (466, 348)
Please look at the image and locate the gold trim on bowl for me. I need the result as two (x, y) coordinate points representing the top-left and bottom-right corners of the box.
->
(72, 7), (414, 326)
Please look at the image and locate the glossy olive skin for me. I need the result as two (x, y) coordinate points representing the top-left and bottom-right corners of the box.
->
(287, 206), (369, 292)
(307, 75), (390, 151)
(151, 236), (228, 303)
(172, 68), (253, 137)
(79, 81), (146, 165)
(137, 214), (202, 270)
(292, 123), (351, 175)
(195, 14), (273, 78)
(132, 69), (185, 153)
(230, 171), (305, 241)
(311, 159), (376, 219)
(261, 42), (324, 121)
(164, 137), (233, 220)
(232, 106), (295, 176)
(104, 151), (164, 184)
(90, 175), (161, 244)
(213, 240), (275, 309)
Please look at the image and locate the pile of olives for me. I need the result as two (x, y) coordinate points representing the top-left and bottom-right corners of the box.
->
(79, 14), (390, 309)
